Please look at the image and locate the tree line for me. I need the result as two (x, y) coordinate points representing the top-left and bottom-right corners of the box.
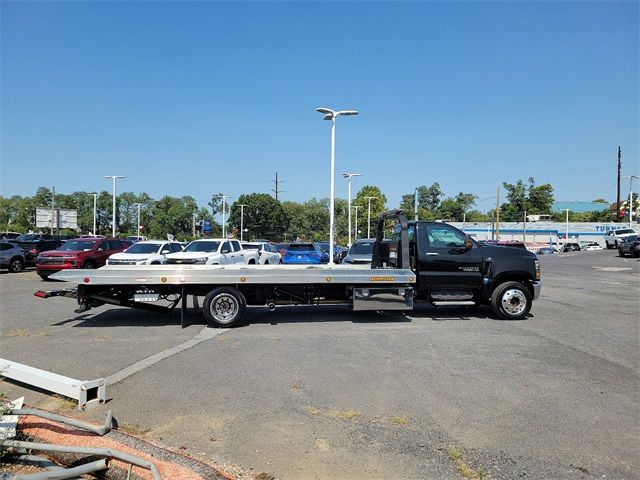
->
(0, 179), (616, 243)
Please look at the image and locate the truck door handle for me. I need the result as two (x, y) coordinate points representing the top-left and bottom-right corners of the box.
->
(426, 252), (439, 256)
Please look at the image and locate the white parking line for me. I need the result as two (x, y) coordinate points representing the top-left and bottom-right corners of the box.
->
(105, 327), (227, 386)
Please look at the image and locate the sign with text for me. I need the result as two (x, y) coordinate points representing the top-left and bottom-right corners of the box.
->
(35, 208), (78, 229)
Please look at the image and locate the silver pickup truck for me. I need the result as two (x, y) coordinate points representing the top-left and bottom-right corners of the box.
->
(164, 238), (259, 265)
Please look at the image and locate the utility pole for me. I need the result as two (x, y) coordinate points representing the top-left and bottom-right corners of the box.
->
(272, 172), (284, 201)
(136, 203), (141, 236)
(617, 146), (622, 222)
(495, 186), (500, 240)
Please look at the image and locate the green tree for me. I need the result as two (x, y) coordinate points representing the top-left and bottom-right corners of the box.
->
(148, 196), (197, 240)
(501, 177), (554, 222)
(400, 183), (444, 219)
(354, 185), (387, 237)
(228, 193), (287, 240)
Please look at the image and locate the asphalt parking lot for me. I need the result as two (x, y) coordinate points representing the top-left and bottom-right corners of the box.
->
(1, 250), (638, 480)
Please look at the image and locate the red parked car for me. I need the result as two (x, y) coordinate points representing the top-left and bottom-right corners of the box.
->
(36, 237), (131, 280)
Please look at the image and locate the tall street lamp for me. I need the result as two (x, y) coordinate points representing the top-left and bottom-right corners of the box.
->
(622, 175), (639, 227)
(105, 176), (124, 237)
(352, 205), (361, 241)
(564, 209), (570, 244)
(316, 107), (359, 265)
(342, 172), (362, 246)
(365, 196), (378, 238)
(88, 192), (98, 236)
(213, 194), (231, 238)
(238, 204), (247, 241)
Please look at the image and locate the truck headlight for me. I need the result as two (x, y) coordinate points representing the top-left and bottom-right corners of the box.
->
(194, 257), (208, 264)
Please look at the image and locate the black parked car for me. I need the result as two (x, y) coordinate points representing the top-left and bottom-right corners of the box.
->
(10, 234), (68, 265)
(618, 235), (640, 258)
(562, 242), (581, 252)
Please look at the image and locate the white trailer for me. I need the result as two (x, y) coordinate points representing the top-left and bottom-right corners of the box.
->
(38, 263), (416, 327)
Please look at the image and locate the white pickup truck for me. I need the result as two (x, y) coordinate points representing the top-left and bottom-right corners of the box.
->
(604, 228), (638, 249)
(165, 239), (259, 265)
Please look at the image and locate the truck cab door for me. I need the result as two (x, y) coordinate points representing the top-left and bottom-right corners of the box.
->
(220, 241), (232, 264)
(230, 241), (242, 263)
(418, 223), (483, 288)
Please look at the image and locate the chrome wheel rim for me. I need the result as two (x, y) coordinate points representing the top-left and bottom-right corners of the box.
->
(210, 294), (239, 323)
(501, 289), (527, 315)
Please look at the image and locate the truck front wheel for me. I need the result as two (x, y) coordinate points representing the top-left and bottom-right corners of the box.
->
(203, 287), (246, 327)
(491, 281), (532, 320)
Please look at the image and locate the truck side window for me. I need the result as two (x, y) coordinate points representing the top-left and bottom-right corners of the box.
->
(231, 241), (241, 252)
(426, 224), (466, 249)
(221, 242), (231, 253)
(98, 240), (109, 251)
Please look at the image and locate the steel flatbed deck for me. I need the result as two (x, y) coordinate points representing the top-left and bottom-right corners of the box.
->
(50, 264), (416, 286)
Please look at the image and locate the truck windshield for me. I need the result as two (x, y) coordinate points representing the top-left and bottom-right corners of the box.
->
(125, 243), (162, 254)
(615, 229), (635, 235)
(59, 241), (96, 251)
(183, 241), (220, 253)
(350, 241), (374, 254)
(15, 234), (40, 241)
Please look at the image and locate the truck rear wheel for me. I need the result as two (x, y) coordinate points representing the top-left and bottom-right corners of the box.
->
(203, 287), (246, 327)
(491, 281), (532, 320)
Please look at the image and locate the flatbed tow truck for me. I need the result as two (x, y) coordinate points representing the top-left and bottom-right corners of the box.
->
(36, 211), (541, 327)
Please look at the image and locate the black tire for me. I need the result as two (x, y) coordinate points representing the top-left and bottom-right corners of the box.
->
(8, 257), (24, 273)
(38, 272), (51, 280)
(490, 281), (532, 320)
(203, 287), (246, 327)
(618, 248), (625, 257)
(264, 260), (269, 265)
(83, 261), (96, 269)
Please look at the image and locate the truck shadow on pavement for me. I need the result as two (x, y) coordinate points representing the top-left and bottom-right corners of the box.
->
(50, 308), (207, 328)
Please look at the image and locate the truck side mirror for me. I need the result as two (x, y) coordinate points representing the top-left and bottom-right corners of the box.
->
(464, 235), (473, 250)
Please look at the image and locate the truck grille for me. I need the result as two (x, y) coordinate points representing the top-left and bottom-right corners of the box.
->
(37, 257), (65, 265)
(108, 259), (139, 265)
(166, 258), (198, 264)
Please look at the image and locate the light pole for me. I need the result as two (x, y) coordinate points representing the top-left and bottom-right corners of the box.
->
(213, 195), (231, 238)
(365, 196), (378, 238)
(352, 205), (361, 241)
(622, 175), (639, 226)
(136, 203), (141, 236)
(342, 172), (362, 246)
(564, 209), (570, 244)
(88, 193), (98, 236)
(414, 188), (419, 221)
(239, 204), (247, 241)
(104, 176), (124, 237)
(316, 107), (359, 265)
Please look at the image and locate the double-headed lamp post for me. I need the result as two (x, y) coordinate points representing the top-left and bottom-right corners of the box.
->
(622, 175), (639, 227)
(342, 172), (362, 246)
(104, 176), (124, 237)
(365, 196), (378, 238)
(316, 107), (359, 265)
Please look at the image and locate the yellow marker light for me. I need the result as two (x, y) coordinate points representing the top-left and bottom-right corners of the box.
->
(240, 276), (246, 283)
(369, 276), (396, 282)
(161, 277), (167, 283)
(326, 276), (333, 282)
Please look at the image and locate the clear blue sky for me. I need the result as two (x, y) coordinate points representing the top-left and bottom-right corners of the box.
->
(2, 1), (638, 213)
